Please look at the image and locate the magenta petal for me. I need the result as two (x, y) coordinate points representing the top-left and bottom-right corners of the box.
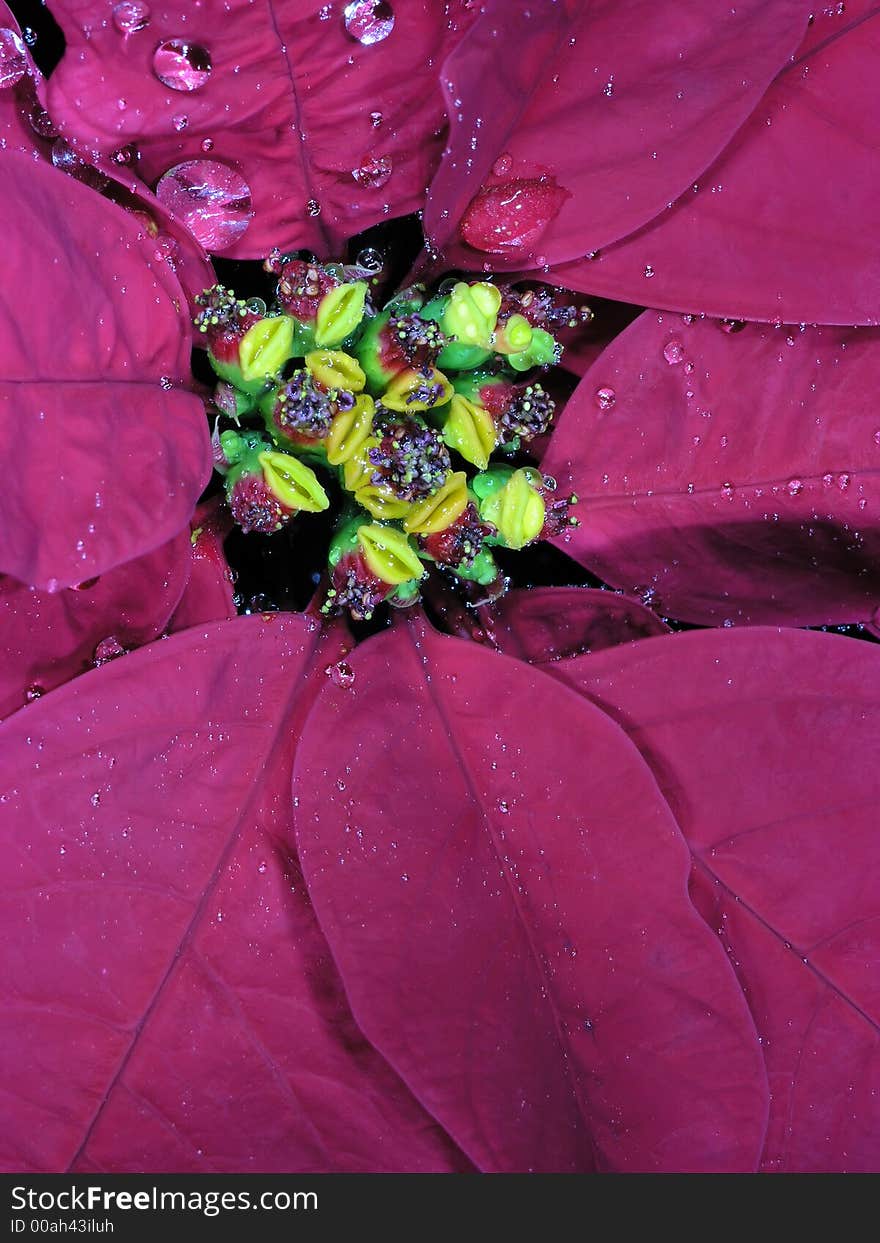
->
(0, 532), (194, 720)
(168, 499), (237, 632)
(293, 621), (768, 1173)
(487, 587), (669, 665)
(0, 6), (43, 154)
(0, 155), (211, 589)
(549, 628), (880, 1172)
(543, 312), (880, 627)
(0, 616), (469, 1173)
(550, 3), (880, 324)
(426, 0), (808, 269)
(47, 1), (475, 258)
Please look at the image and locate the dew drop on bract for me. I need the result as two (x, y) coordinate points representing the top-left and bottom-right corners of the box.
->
(24, 685), (44, 704)
(172, 112), (188, 131)
(156, 159), (252, 251)
(27, 100), (59, 139)
(51, 138), (110, 192)
(343, 0), (395, 45)
(326, 660), (356, 689)
(663, 339), (685, 365)
(492, 152), (513, 177)
(369, 110), (383, 127)
(0, 28), (29, 89)
(112, 2), (151, 35)
(787, 477), (804, 497)
(306, 197), (321, 216)
(93, 636), (126, 666)
(200, 136), (214, 152)
(352, 154), (392, 189)
(594, 386), (616, 411)
(152, 39), (212, 93)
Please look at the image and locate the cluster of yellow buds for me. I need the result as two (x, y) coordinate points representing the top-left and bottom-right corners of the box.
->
(196, 259), (580, 620)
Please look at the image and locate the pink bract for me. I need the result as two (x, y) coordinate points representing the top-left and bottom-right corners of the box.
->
(47, 0), (477, 257)
(547, 627), (880, 1172)
(0, 155), (212, 591)
(542, 312), (880, 627)
(426, 0), (807, 264)
(0, 615), (470, 1173)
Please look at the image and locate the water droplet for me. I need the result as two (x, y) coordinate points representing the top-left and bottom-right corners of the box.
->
(369, 110), (383, 127)
(172, 112), (188, 132)
(873, 429), (880, 446)
(326, 660), (356, 689)
(306, 197), (321, 217)
(787, 478), (804, 497)
(837, 471), (851, 491)
(343, 0), (395, 45)
(355, 246), (383, 272)
(663, 339), (685, 365)
(200, 136), (214, 152)
(152, 39), (212, 92)
(27, 97), (58, 139)
(90, 791), (101, 807)
(156, 159), (252, 251)
(24, 685), (44, 704)
(720, 318), (745, 334)
(721, 481), (735, 500)
(643, 263), (655, 278)
(257, 860), (267, 874)
(93, 636), (126, 666)
(352, 154), (392, 189)
(594, 386), (616, 411)
(112, 2), (151, 35)
(0, 28), (29, 89)
(497, 798), (510, 814)
(51, 139), (109, 192)
(492, 152), (513, 177)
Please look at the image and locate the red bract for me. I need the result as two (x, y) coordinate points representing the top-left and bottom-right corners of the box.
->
(426, 2), (880, 327)
(486, 586), (669, 664)
(293, 619), (768, 1173)
(426, 0), (807, 265)
(550, 2), (880, 325)
(0, 616), (470, 1173)
(0, 155), (211, 591)
(542, 312), (880, 627)
(46, 0), (476, 257)
(0, 532), (190, 720)
(544, 627), (880, 1172)
(167, 499), (237, 632)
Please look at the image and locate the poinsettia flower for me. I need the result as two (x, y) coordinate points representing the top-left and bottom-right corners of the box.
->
(3, 0), (880, 1182)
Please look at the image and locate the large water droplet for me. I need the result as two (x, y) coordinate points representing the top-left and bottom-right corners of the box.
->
(351, 154), (392, 188)
(152, 39), (212, 92)
(786, 478), (804, 497)
(355, 246), (383, 272)
(112, 2), (151, 35)
(594, 386), (616, 411)
(663, 339), (685, 365)
(460, 176), (569, 252)
(0, 28), (29, 88)
(326, 660), (356, 689)
(156, 159), (252, 251)
(343, 0), (395, 45)
(93, 636), (126, 666)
